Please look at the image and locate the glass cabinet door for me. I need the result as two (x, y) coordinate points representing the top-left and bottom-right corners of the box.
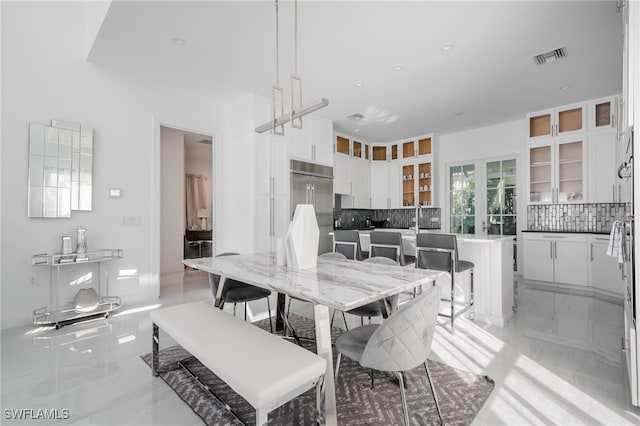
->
(557, 140), (583, 202)
(529, 145), (552, 202)
(529, 113), (552, 138)
(402, 164), (415, 206)
(336, 136), (350, 155)
(353, 141), (362, 158)
(557, 107), (583, 134)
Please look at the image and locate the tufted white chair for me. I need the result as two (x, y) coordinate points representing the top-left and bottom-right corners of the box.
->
(334, 285), (442, 425)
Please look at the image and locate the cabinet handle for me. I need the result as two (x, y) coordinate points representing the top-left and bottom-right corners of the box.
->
(550, 241), (553, 259)
(622, 336), (627, 352)
(590, 243), (594, 262)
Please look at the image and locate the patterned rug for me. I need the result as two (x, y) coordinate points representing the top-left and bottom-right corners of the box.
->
(141, 314), (494, 425)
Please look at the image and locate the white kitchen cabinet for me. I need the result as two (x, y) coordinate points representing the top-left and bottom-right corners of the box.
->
(588, 132), (619, 203)
(523, 238), (555, 282)
(528, 138), (585, 204)
(288, 116), (333, 166)
(254, 133), (288, 253)
(348, 158), (370, 208)
(528, 102), (586, 140)
(388, 161), (401, 208)
(589, 234), (624, 296)
(370, 162), (389, 208)
(523, 233), (588, 287)
(333, 154), (351, 195)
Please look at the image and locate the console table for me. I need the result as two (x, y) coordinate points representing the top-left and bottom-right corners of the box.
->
(31, 249), (123, 328)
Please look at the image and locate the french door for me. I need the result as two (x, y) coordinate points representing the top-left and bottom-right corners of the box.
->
(448, 156), (518, 237)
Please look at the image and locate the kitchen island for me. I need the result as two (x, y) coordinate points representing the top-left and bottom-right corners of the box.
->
(356, 229), (515, 326)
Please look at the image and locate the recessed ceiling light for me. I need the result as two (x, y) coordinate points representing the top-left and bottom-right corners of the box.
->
(172, 38), (186, 46)
(559, 84), (571, 91)
(454, 111), (464, 116)
(392, 64), (404, 71)
(354, 129), (360, 133)
(354, 81), (364, 87)
(441, 43), (455, 52)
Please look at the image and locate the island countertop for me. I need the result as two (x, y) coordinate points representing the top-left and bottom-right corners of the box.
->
(352, 228), (515, 243)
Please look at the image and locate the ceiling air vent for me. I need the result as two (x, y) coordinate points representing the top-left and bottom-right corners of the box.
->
(532, 46), (567, 65)
(346, 113), (365, 121)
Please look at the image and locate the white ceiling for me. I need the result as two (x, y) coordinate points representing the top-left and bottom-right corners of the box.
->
(88, 1), (623, 142)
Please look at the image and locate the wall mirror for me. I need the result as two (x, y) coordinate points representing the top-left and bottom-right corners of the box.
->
(28, 120), (93, 218)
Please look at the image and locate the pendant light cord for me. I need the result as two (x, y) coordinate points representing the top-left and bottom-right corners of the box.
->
(275, 0), (280, 87)
(294, 0), (298, 75)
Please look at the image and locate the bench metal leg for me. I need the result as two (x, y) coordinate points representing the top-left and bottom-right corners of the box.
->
(178, 358), (246, 425)
(152, 323), (159, 377)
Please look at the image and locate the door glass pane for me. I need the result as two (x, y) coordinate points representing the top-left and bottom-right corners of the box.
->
(450, 164), (475, 234)
(486, 159), (517, 236)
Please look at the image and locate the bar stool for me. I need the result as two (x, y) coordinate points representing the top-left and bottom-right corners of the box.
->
(369, 231), (414, 266)
(333, 230), (366, 260)
(415, 233), (474, 332)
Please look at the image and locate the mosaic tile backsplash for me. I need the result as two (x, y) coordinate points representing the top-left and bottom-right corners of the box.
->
(527, 203), (629, 233)
(334, 208), (441, 230)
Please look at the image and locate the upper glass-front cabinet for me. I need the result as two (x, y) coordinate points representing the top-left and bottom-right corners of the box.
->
(528, 139), (584, 204)
(589, 96), (620, 132)
(336, 136), (350, 155)
(528, 103), (585, 139)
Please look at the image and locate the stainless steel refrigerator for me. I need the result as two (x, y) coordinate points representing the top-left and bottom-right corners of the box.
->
(290, 160), (333, 254)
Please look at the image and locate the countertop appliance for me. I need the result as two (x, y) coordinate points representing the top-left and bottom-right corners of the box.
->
(290, 160), (333, 254)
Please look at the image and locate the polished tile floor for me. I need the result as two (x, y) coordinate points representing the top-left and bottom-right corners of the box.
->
(2, 269), (640, 425)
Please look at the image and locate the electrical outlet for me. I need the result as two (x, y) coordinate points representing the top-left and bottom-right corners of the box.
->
(29, 277), (37, 287)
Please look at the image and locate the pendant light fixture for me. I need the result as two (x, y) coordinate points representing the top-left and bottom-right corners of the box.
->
(255, 0), (328, 134)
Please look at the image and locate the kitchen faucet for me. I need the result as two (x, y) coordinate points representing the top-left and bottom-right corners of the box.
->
(414, 204), (423, 235)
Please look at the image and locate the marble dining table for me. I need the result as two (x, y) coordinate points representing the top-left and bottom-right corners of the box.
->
(183, 252), (445, 426)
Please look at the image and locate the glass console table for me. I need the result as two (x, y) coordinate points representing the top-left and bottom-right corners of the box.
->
(31, 249), (123, 329)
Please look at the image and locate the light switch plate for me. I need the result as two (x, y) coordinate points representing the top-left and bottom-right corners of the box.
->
(109, 188), (122, 198)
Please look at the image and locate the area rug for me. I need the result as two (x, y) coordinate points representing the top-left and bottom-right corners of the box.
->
(141, 314), (494, 425)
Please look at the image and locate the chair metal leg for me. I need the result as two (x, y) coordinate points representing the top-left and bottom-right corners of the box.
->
(397, 372), (410, 426)
(341, 311), (349, 331)
(469, 269), (475, 320)
(233, 303), (237, 317)
(286, 297), (292, 318)
(424, 361), (443, 425)
(450, 270), (456, 332)
(334, 352), (342, 383)
(266, 296), (273, 333)
(244, 302), (248, 321)
(330, 309), (336, 329)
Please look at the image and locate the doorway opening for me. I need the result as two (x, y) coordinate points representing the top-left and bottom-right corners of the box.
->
(159, 125), (213, 298)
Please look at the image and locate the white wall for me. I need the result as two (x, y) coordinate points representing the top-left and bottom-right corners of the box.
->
(1, 2), (226, 328)
(160, 127), (186, 274)
(215, 95), (256, 255)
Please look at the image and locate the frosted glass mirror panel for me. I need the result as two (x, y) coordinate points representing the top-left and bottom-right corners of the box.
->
(28, 120), (93, 217)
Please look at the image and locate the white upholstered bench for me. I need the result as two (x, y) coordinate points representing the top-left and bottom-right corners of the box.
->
(150, 301), (326, 425)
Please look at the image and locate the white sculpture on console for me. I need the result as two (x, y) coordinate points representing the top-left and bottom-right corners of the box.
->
(285, 204), (319, 270)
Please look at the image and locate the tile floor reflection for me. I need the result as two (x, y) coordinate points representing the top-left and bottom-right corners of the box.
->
(1, 270), (640, 425)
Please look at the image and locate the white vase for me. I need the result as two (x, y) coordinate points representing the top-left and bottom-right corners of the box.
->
(285, 204), (319, 270)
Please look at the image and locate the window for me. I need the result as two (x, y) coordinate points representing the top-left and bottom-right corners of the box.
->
(486, 159), (517, 235)
(449, 164), (475, 234)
